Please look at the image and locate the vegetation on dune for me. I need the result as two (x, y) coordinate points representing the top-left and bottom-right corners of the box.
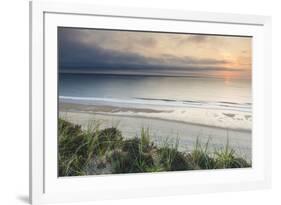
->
(58, 118), (251, 177)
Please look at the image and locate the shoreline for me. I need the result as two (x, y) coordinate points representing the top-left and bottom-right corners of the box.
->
(59, 109), (252, 161)
(89, 111), (251, 133)
(59, 101), (171, 114)
(59, 102), (252, 132)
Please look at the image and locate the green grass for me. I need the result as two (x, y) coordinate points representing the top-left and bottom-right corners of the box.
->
(187, 138), (216, 169)
(58, 118), (251, 177)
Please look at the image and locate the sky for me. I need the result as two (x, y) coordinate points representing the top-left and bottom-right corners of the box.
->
(58, 27), (252, 79)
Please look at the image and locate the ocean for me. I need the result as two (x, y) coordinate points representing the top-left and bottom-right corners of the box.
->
(59, 73), (252, 131)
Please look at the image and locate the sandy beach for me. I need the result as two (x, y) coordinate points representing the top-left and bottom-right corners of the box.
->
(59, 102), (252, 161)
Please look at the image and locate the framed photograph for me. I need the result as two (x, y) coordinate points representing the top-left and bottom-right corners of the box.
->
(30, 1), (271, 204)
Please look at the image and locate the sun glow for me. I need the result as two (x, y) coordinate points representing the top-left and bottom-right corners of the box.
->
(220, 70), (238, 82)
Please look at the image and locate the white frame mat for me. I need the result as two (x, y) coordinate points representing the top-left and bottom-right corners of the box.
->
(30, 1), (271, 204)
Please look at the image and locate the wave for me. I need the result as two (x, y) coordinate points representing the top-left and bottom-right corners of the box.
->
(134, 97), (251, 112)
(59, 96), (251, 113)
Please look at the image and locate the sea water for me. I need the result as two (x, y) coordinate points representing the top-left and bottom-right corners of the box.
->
(59, 73), (252, 130)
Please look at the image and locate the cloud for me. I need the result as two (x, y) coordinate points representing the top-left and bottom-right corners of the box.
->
(58, 27), (243, 77)
(188, 35), (209, 42)
(160, 54), (229, 66)
(59, 31), (151, 69)
(173, 35), (210, 47)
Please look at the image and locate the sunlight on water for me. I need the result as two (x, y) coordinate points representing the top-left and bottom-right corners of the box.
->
(59, 73), (252, 130)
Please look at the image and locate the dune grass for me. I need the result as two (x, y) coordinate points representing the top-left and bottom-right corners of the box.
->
(58, 118), (251, 177)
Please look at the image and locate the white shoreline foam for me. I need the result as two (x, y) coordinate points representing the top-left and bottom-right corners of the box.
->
(59, 96), (251, 113)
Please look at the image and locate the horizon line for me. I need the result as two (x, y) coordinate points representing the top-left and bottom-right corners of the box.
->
(59, 70), (251, 80)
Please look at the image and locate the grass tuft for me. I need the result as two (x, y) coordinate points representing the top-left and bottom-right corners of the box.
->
(58, 118), (251, 176)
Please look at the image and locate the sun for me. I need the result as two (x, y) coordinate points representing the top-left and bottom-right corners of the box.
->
(220, 71), (238, 83)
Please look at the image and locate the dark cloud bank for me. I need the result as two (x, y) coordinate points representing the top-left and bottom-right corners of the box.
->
(58, 28), (241, 77)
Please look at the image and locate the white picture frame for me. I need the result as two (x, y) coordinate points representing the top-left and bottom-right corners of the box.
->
(29, 1), (272, 204)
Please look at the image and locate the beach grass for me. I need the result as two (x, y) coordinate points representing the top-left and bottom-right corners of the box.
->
(58, 118), (251, 177)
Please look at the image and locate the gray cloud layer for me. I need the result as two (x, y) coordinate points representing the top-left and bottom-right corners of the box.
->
(59, 28), (240, 76)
